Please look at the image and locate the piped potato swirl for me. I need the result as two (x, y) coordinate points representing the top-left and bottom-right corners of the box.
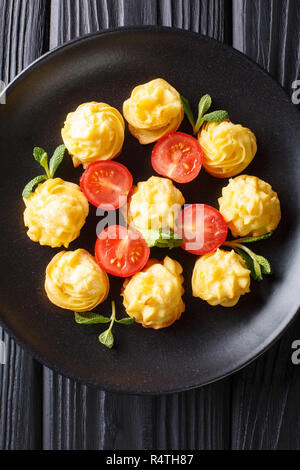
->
(62, 102), (125, 168)
(198, 121), (257, 178)
(45, 249), (110, 312)
(122, 257), (185, 329)
(192, 249), (251, 307)
(218, 175), (281, 237)
(123, 79), (184, 144)
(23, 178), (89, 248)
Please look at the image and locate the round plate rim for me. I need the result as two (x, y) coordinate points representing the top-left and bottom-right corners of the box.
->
(1, 26), (299, 395)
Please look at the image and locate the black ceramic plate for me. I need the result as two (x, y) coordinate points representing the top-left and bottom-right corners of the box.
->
(0, 27), (299, 394)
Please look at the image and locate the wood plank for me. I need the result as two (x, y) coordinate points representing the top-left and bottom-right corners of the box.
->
(45, 0), (231, 450)
(231, 329), (300, 450)
(0, 0), (49, 450)
(232, 0), (300, 450)
(43, 368), (231, 450)
(50, 0), (227, 48)
(233, 0), (300, 89)
(158, 0), (227, 38)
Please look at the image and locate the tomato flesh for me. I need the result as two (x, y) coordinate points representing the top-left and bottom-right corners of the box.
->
(95, 225), (150, 277)
(177, 204), (228, 255)
(80, 161), (133, 210)
(151, 132), (203, 183)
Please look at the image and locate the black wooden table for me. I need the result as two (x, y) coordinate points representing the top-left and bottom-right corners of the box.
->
(1, 0), (300, 451)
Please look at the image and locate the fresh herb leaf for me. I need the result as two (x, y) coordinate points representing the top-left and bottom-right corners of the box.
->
(180, 95), (196, 130)
(255, 255), (272, 275)
(232, 232), (273, 244)
(33, 147), (51, 178)
(99, 329), (114, 349)
(194, 94), (212, 134)
(33, 147), (47, 165)
(74, 302), (135, 349)
(198, 94), (212, 120)
(140, 229), (183, 250)
(116, 317), (136, 325)
(74, 312), (111, 325)
(252, 257), (263, 281)
(235, 248), (257, 279)
(235, 248), (251, 268)
(22, 175), (47, 199)
(202, 110), (229, 123)
(49, 144), (67, 178)
(181, 93), (229, 133)
(235, 248), (263, 281)
(224, 233), (273, 282)
(237, 245), (263, 281)
(23, 145), (68, 199)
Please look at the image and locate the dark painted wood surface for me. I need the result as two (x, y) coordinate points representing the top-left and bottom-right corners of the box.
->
(1, 0), (300, 450)
(231, 0), (300, 450)
(0, 0), (48, 450)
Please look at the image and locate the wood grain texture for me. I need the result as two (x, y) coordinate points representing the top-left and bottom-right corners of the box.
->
(233, 0), (300, 90)
(44, 0), (231, 450)
(50, 0), (227, 48)
(231, 0), (300, 450)
(0, 0), (49, 83)
(2, 0), (300, 451)
(0, 0), (49, 449)
(43, 369), (231, 450)
(231, 328), (300, 450)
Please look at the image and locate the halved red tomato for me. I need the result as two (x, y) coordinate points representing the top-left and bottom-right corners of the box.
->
(95, 225), (150, 278)
(80, 161), (133, 210)
(151, 132), (203, 183)
(176, 204), (228, 255)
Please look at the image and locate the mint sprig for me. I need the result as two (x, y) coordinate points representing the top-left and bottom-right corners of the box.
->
(33, 147), (51, 178)
(74, 312), (111, 325)
(139, 229), (183, 249)
(229, 232), (273, 244)
(181, 93), (229, 134)
(22, 175), (48, 199)
(180, 95), (195, 129)
(74, 301), (135, 349)
(49, 144), (67, 178)
(223, 233), (273, 282)
(99, 329), (114, 349)
(22, 145), (67, 199)
(194, 94), (212, 133)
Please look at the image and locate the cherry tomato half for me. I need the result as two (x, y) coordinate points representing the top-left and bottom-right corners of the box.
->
(80, 161), (133, 210)
(95, 225), (150, 278)
(177, 204), (228, 255)
(151, 132), (203, 183)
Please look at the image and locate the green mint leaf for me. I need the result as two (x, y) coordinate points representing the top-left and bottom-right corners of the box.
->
(224, 235), (273, 281)
(33, 147), (50, 177)
(255, 255), (272, 275)
(253, 257), (263, 281)
(180, 95), (196, 130)
(22, 175), (47, 199)
(140, 229), (183, 249)
(235, 248), (263, 282)
(74, 312), (111, 325)
(33, 147), (47, 164)
(99, 329), (114, 349)
(116, 317), (136, 325)
(233, 232), (273, 244)
(202, 110), (229, 123)
(49, 145), (67, 178)
(194, 94), (212, 134)
(198, 94), (212, 118)
(240, 245), (264, 281)
(235, 248), (255, 276)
